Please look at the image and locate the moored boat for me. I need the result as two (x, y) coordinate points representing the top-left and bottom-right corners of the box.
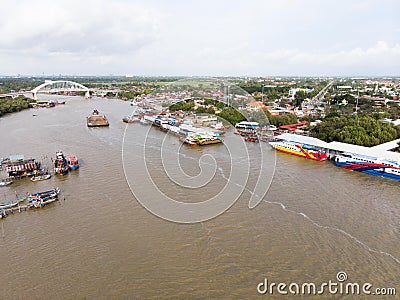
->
(67, 155), (79, 170)
(30, 173), (51, 182)
(0, 179), (13, 186)
(334, 153), (400, 181)
(0, 201), (18, 210)
(54, 151), (69, 175)
(269, 140), (327, 161)
(0, 196), (25, 210)
(28, 187), (61, 208)
(140, 117), (150, 125)
(194, 133), (223, 146)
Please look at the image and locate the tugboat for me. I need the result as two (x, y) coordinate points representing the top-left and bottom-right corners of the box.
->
(53, 151), (69, 175)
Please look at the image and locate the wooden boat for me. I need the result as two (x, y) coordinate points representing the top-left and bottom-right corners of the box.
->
(29, 195), (59, 208)
(28, 188), (60, 208)
(0, 197), (25, 210)
(87, 110), (109, 127)
(30, 174), (51, 182)
(0, 201), (18, 210)
(0, 179), (13, 187)
(54, 151), (69, 175)
(67, 155), (79, 170)
(28, 187), (60, 198)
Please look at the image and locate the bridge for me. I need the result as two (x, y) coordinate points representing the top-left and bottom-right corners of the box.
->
(31, 80), (90, 100)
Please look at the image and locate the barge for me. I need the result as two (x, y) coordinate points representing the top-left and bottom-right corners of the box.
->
(87, 110), (109, 127)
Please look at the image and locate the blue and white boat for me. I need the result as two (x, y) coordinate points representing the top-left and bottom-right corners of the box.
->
(334, 153), (400, 181)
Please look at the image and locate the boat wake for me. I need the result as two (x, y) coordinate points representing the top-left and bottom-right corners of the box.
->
(217, 169), (400, 266)
(264, 200), (400, 265)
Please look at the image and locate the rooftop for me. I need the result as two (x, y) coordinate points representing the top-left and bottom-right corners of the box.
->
(275, 133), (400, 162)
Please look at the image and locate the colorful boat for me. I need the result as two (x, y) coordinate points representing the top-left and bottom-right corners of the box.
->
(30, 173), (51, 182)
(269, 141), (327, 161)
(28, 188), (60, 207)
(0, 197), (25, 210)
(54, 151), (69, 175)
(28, 188), (60, 200)
(0, 201), (18, 210)
(67, 155), (79, 170)
(334, 153), (400, 181)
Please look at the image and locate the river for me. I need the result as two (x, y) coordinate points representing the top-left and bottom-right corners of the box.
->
(0, 95), (398, 299)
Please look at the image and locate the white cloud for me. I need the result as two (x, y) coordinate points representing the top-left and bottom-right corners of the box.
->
(0, 0), (399, 76)
(0, 0), (160, 56)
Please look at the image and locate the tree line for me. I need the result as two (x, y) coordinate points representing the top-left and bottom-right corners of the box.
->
(311, 115), (400, 147)
(0, 96), (32, 117)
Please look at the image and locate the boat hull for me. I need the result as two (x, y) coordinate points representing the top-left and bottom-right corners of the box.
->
(270, 143), (327, 161)
(30, 174), (51, 182)
(334, 158), (400, 181)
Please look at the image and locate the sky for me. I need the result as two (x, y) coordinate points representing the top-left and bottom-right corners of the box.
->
(0, 0), (399, 76)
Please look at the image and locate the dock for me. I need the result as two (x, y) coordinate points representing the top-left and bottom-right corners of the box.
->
(274, 133), (400, 162)
(1, 190), (63, 220)
(1, 204), (31, 219)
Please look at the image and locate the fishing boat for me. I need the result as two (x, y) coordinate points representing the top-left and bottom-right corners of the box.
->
(87, 109), (109, 127)
(0, 201), (18, 210)
(140, 117), (150, 125)
(30, 174), (51, 182)
(28, 188), (60, 207)
(54, 151), (69, 175)
(67, 155), (79, 170)
(269, 140), (327, 161)
(0, 197), (25, 210)
(0, 179), (13, 186)
(28, 188), (60, 200)
(334, 153), (400, 181)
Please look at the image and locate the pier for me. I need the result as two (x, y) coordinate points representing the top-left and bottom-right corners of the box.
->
(0, 199), (63, 220)
(1, 204), (31, 219)
(274, 133), (400, 162)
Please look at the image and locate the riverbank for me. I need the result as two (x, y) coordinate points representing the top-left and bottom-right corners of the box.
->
(0, 95), (31, 117)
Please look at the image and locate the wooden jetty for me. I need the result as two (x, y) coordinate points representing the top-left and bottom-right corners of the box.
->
(1, 189), (63, 220)
(1, 204), (31, 218)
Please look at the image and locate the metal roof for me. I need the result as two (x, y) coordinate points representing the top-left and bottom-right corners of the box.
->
(370, 138), (400, 151)
(274, 133), (330, 148)
(275, 133), (400, 162)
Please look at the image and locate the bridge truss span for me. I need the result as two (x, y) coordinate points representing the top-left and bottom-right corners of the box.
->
(31, 80), (90, 100)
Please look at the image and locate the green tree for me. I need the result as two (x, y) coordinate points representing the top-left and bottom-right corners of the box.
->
(218, 107), (245, 125)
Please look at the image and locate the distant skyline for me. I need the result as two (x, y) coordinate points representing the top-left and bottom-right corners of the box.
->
(0, 0), (399, 76)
